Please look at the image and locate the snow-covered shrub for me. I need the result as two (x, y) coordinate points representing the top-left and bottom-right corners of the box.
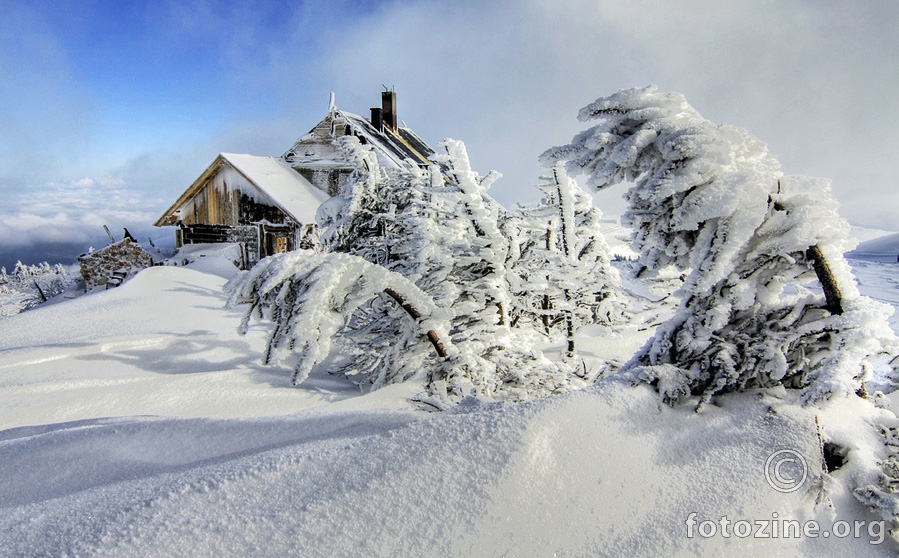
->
(542, 85), (898, 408)
(228, 250), (450, 387)
(422, 140), (573, 402)
(232, 138), (578, 403)
(506, 163), (624, 357)
(0, 262), (72, 317)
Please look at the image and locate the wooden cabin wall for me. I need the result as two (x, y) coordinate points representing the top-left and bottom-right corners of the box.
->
(180, 224), (260, 265)
(179, 165), (290, 227)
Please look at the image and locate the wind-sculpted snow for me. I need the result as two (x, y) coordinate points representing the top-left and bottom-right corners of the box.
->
(0, 411), (417, 507)
(2, 380), (894, 556)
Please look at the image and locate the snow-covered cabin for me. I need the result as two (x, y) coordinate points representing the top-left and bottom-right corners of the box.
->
(155, 91), (435, 266)
(154, 153), (328, 266)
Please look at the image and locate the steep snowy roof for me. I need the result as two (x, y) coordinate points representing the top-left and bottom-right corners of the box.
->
(340, 110), (435, 167)
(221, 153), (329, 224)
(155, 154), (329, 227)
(283, 108), (436, 171)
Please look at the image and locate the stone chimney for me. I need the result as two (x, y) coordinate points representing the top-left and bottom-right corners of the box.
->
(370, 107), (383, 132)
(381, 90), (397, 132)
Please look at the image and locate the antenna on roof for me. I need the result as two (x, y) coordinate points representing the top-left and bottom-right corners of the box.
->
(328, 92), (337, 136)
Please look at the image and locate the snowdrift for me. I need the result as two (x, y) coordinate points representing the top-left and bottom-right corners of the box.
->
(1, 258), (897, 556)
(3, 377), (894, 556)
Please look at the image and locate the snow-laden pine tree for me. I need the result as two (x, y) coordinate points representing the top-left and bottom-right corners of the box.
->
(309, 138), (437, 386)
(541, 85), (898, 408)
(418, 140), (571, 403)
(315, 136), (410, 266)
(507, 163), (623, 358)
(231, 137), (574, 404)
(228, 250), (450, 386)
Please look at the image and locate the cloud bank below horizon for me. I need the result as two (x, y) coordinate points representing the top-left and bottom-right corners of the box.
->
(1, 0), (896, 266)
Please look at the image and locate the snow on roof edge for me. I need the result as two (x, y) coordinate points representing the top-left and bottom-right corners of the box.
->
(220, 153), (330, 225)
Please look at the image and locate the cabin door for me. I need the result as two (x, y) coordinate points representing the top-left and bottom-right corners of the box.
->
(260, 223), (294, 258)
(273, 236), (288, 254)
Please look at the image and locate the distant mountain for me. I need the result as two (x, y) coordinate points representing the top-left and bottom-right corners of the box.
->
(848, 231), (899, 262)
(0, 241), (95, 271)
(849, 225), (898, 245)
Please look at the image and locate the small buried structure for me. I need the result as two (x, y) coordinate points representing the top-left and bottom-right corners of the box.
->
(77, 233), (153, 290)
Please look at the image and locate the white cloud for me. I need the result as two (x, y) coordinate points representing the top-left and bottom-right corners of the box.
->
(0, 177), (159, 248)
(275, 0), (899, 228)
(2, 0), (896, 245)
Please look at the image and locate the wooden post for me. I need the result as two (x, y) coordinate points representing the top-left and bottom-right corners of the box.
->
(565, 310), (575, 358)
(33, 281), (47, 302)
(543, 225), (553, 334)
(806, 245), (843, 315)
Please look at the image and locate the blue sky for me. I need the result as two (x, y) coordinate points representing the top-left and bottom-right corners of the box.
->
(1, 0), (897, 267)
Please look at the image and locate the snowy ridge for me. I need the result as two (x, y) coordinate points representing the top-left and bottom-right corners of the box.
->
(849, 232), (899, 263)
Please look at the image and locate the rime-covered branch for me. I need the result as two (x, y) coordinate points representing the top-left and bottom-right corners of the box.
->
(228, 251), (450, 385)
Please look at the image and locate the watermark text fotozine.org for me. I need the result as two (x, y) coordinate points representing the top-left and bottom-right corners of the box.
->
(685, 448), (886, 545)
(685, 513), (886, 545)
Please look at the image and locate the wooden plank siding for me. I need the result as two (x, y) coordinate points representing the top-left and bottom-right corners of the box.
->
(179, 168), (290, 229)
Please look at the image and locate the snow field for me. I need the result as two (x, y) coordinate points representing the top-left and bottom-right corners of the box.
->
(0, 260), (417, 431)
(3, 374), (894, 556)
(0, 238), (897, 555)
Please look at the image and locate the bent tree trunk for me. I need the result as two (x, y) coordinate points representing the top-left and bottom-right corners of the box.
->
(806, 245), (843, 315)
(383, 288), (448, 358)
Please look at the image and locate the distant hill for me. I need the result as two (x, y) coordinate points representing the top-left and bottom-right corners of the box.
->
(848, 231), (899, 262)
(849, 225), (897, 245)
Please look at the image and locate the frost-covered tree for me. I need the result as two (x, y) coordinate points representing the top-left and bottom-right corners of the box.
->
(311, 138), (435, 384)
(507, 163), (622, 357)
(328, 159), (466, 388)
(542, 85), (898, 408)
(0, 262), (71, 305)
(315, 136), (410, 266)
(419, 140), (571, 402)
(543, 83), (899, 535)
(232, 138), (575, 404)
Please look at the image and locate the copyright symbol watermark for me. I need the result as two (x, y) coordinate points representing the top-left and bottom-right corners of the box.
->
(765, 449), (808, 493)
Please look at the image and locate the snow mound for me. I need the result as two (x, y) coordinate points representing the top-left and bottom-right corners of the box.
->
(1, 381), (894, 556)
